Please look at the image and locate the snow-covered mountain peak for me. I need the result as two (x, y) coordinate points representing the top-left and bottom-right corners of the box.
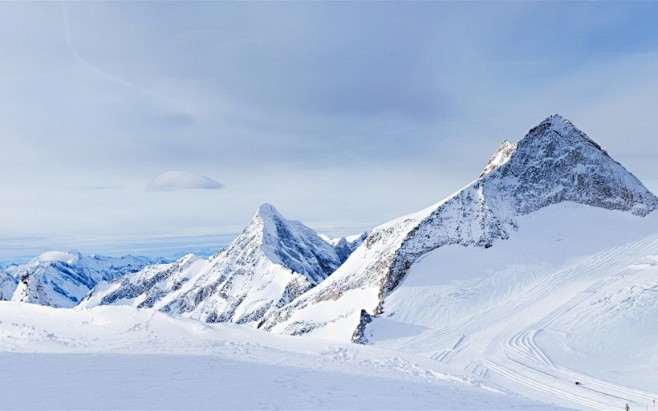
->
(481, 114), (598, 178)
(243, 203), (342, 285)
(320, 232), (369, 264)
(481, 139), (517, 177)
(543, 113), (571, 127)
(486, 115), (657, 217)
(247, 203), (299, 248)
(252, 203), (295, 255)
(256, 202), (282, 220)
(34, 250), (81, 266)
(262, 114), (658, 342)
(88, 203), (349, 326)
(523, 114), (599, 148)
(534, 113), (576, 132)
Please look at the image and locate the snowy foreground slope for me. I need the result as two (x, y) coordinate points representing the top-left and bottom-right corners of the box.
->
(370, 203), (658, 411)
(0, 302), (560, 410)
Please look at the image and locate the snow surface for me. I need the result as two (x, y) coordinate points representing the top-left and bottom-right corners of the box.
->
(366, 203), (658, 411)
(0, 302), (560, 410)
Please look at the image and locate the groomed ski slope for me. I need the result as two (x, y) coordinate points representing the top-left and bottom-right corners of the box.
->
(370, 202), (658, 411)
(0, 302), (561, 410)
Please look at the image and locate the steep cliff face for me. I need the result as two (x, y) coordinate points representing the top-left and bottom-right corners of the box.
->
(85, 204), (345, 325)
(260, 115), (658, 342)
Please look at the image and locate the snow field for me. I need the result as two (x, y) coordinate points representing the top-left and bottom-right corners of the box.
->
(0, 302), (559, 410)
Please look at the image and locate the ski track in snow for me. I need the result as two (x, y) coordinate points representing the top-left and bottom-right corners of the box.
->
(0, 303), (562, 411)
(388, 233), (658, 410)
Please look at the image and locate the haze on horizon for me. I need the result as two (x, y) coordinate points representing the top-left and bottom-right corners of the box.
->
(2, 1), (658, 263)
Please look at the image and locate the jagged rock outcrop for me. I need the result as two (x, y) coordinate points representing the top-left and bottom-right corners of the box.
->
(352, 309), (374, 344)
(260, 114), (658, 341)
(84, 204), (349, 325)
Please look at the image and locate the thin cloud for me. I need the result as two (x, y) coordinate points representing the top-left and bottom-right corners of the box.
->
(146, 171), (224, 192)
(73, 185), (123, 191)
(61, 3), (175, 106)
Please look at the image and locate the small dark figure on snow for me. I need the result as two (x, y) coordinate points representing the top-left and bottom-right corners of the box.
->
(575, 381), (581, 386)
(625, 403), (630, 411)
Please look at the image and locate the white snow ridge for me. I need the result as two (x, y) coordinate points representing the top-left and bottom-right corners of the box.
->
(3, 114), (658, 411)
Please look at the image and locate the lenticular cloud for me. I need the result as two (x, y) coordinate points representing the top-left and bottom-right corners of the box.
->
(146, 171), (224, 191)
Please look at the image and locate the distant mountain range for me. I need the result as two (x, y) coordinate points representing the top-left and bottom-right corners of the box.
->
(82, 204), (365, 325)
(4, 114), (657, 347)
(2, 251), (154, 307)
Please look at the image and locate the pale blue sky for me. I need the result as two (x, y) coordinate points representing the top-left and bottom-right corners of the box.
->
(2, 1), (658, 263)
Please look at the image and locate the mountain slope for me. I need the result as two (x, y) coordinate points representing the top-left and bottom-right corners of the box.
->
(85, 204), (345, 325)
(0, 269), (17, 300)
(369, 203), (658, 410)
(320, 232), (369, 264)
(9, 251), (152, 308)
(260, 114), (658, 341)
